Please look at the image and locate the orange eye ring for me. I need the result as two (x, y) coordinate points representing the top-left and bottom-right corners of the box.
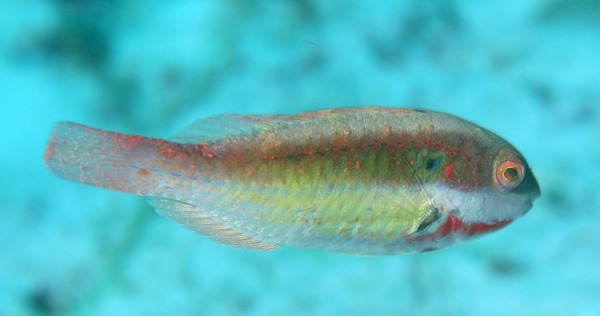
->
(495, 160), (525, 191)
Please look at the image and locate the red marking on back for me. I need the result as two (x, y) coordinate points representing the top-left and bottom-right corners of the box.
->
(424, 135), (432, 147)
(112, 133), (144, 150)
(444, 162), (455, 181)
(446, 147), (457, 157)
(44, 143), (53, 158)
(159, 143), (176, 159)
(355, 160), (361, 170)
(194, 144), (216, 158)
(124, 136), (144, 149)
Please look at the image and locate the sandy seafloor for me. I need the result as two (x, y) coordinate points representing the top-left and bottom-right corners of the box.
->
(1, 1), (599, 315)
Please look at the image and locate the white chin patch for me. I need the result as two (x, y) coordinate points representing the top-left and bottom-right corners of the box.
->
(429, 184), (531, 224)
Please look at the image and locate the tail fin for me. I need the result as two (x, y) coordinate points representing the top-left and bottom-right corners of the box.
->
(44, 122), (159, 195)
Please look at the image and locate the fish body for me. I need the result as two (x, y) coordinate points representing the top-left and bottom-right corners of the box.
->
(44, 107), (540, 255)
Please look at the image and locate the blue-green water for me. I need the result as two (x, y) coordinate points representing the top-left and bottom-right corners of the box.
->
(1, 1), (599, 315)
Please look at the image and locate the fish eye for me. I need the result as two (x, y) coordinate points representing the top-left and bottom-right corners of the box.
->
(495, 160), (525, 191)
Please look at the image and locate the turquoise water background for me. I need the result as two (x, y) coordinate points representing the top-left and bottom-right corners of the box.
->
(1, 1), (599, 315)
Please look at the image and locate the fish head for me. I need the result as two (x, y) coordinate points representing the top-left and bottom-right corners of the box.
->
(406, 133), (540, 252)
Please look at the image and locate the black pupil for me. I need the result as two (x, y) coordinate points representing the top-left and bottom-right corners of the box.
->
(504, 167), (518, 181)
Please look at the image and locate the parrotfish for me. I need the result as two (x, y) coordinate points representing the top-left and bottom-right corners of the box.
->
(44, 107), (540, 255)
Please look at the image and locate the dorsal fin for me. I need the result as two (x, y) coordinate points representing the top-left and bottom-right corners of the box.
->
(149, 198), (278, 251)
(169, 114), (274, 144)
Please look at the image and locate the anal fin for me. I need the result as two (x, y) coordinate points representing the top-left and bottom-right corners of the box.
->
(149, 198), (277, 251)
